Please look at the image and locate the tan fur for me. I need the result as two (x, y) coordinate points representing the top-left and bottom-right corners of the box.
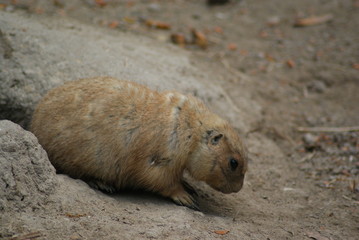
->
(30, 77), (248, 209)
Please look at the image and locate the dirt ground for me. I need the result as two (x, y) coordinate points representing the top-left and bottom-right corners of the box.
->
(1, 0), (358, 239)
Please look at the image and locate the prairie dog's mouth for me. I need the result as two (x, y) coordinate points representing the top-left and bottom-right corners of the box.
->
(207, 177), (243, 194)
(219, 188), (237, 194)
(217, 183), (243, 194)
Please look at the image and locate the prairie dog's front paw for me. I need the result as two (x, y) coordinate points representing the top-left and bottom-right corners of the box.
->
(161, 184), (199, 210)
(171, 188), (199, 210)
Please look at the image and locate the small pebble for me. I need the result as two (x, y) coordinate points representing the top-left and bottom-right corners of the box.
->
(215, 12), (228, 20)
(307, 80), (326, 93)
(148, 3), (161, 12)
(303, 133), (319, 145)
(267, 16), (280, 26)
(5, 5), (15, 12)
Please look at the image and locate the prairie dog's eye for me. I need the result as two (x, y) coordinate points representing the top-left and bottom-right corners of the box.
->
(229, 158), (238, 171)
(211, 134), (223, 145)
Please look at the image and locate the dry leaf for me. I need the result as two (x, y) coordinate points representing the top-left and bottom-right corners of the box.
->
(95, 0), (107, 7)
(239, 49), (249, 56)
(353, 63), (359, 70)
(286, 59), (295, 68)
(265, 53), (276, 62)
(145, 20), (171, 30)
(65, 213), (87, 218)
(294, 14), (333, 27)
(305, 231), (330, 240)
(108, 21), (119, 29)
(213, 26), (223, 34)
(126, 1), (135, 7)
(123, 17), (135, 24)
(227, 43), (237, 51)
(214, 230), (230, 235)
(171, 33), (187, 47)
(154, 22), (171, 30)
(259, 30), (268, 38)
(191, 29), (208, 49)
(34, 8), (44, 14)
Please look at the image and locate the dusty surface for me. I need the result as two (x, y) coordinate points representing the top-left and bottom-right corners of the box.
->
(0, 0), (358, 239)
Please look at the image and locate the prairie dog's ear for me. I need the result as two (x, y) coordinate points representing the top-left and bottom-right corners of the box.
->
(206, 130), (223, 145)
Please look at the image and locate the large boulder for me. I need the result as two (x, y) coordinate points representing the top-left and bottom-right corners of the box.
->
(0, 11), (259, 131)
(0, 120), (57, 212)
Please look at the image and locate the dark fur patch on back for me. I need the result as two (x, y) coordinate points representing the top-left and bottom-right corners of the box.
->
(150, 155), (172, 166)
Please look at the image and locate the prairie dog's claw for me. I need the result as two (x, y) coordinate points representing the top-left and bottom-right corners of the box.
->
(160, 183), (200, 210)
(88, 180), (116, 193)
(171, 190), (199, 211)
(182, 181), (198, 197)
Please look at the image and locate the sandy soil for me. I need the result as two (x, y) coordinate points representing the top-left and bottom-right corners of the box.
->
(1, 0), (358, 239)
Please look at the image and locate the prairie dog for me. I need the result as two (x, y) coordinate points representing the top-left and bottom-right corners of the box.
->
(30, 77), (248, 209)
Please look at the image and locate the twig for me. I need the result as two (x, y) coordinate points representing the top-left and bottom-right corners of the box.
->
(271, 127), (296, 146)
(294, 14), (333, 27)
(298, 152), (316, 163)
(296, 126), (359, 133)
(343, 195), (359, 205)
(9, 232), (42, 240)
(280, 226), (294, 236)
(219, 57), (243, 80)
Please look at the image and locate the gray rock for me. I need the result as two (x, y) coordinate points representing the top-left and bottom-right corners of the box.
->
(307, 80), (327, 93)
(302, 133), (321, 151)
(302, 133), (319, 146)
(0, 120), (57, 212)
(0, 12), (254, 132)
(148, 3), (161, 12)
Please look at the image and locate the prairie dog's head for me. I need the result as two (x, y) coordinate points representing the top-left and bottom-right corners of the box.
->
(187, 122), (248, 194)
